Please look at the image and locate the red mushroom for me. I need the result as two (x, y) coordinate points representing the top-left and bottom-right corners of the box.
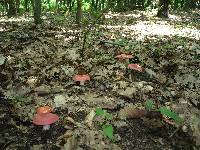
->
(115, 54), (133, 63)
(128, 64), (143, 72)
(73, 74), (90, 85)
(33, 113), (59, 130)
(37, 106), (53, 114)
(127, 64), (144, 81)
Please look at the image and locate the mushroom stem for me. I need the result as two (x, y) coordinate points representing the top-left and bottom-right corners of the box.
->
(43, 125), (50, 130)
(129, 73), (132, 81)
(128, 69), (133, 82)
(80, 81), (85, 86)
(125, 59), (129, 65)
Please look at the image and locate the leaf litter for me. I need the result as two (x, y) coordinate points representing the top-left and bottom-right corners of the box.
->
(0, 10), (200, 149)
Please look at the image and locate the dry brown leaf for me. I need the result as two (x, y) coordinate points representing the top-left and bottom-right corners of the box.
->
(58, 130), (74, 141)
(85, 109), (96, 128)
(61, 135), (78, 150)
(118, 105), (147, 119)
(155, 73), (167, 84)
(117, 87), (137, 98)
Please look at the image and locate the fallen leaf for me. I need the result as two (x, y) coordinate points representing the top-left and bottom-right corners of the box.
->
(85, 109), (96, 127)
(117, 87), (137, 98)
(62, 135), (78, 150)
(34, 85), (51, 95)
(58, 130), (74, 141)
(53, 94), (66, 107)
(0, 54), (6, 65)
(118, 105), (147, 119)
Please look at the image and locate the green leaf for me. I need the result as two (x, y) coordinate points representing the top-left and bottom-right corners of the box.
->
(95, 108), (105, 116)
(0, 54), (6, 65)
(102, 124), (114, 139)
(145, 99), (155, 111)
(158, 107), (182, 124)
(105, 113), (113, 120)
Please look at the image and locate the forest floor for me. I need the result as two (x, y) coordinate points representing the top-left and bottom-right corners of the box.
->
(0, 10), (200, 150)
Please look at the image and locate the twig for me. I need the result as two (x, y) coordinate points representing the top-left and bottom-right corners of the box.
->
(169, 126), (181, 138)
(98, 40), (126, 46)
(81, 8), (109, 60)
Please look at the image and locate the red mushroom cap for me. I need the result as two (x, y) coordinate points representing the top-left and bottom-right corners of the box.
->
(73, 74), (90, 82)
(115, 54), (133, 60)
(37, 106), (53, 114)
(128, 64), (143, 72)
(33, 113), (59, 125)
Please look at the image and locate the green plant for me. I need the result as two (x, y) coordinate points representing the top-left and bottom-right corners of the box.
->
(158, 107), (182, 124)
(144, 99), (183, 125)
(95, 108), (114, 140)
(145, 99), (155, 111)
(4, 90), (30, 106)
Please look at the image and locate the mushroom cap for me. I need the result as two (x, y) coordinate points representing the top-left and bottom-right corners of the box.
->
(73, 74), (90, 82)
(115, 54), (133, 59)
(33, 113), (59, 125)
(37, 106), (53, 114)
(128, 64), (143, 72)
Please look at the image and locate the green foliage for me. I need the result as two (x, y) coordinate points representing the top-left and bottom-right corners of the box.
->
(145, 99), (155, 111)
(4, 89), (30, 106)
(43, 0), (57, 10)
(95, 107), (114, 140)
(9, 94), (29, 106)
(158, 107), (183, 124)
(102, 124), (114, 139)
(115, 38), (128, 46)
(83, 2), (90, 11)
(144, 99), (183, 125)
(95, 107), (113, 121)
(95, 107), (105, 116)
(0, 0), (199, 16)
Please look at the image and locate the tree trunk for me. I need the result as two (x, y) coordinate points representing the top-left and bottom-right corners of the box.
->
(76, 0), (82, 27)
(15, 0), (20, 13)
(157, 0), (170, 18)
(95, 0), (99, 10)
(7, 0), (17, 17)
(91, 0), (95, 11)
(116, 0), (123, 11)
(24, 0), (29, 12)
(107, 0), (114, 9)
(101, 0), (105, 10)
(33, 0), (42, 24)
(173, 0), (179, 9)
(183, 0), (196, 10)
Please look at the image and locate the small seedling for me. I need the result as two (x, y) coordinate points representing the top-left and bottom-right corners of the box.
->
(95, 108), (114, 140)
(95, 107), (113, 121)
(145, 99), (155, 111)
(144, 99), (183, 125)
(9, 94), (29, 106)
(102, 124), (114, 139)
(158, 107), (182, 124)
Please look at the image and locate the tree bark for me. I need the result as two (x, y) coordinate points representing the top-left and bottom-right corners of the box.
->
(7, 0), (17, 17)
(156, 0), (170, 18)
(76, 0), (82, 27)
(15, 0), (20, 13)
(33, 0), (42, 24)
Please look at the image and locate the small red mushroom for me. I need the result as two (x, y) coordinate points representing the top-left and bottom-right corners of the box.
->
(128, 64), (143, 72)
(115, 54), (133, 62)
(127, 64), (144, 81)
(115, 54), (133, 59)
(73, 74), (90, 85)
(37, 106), (52, 114)
(33, 113), (59, 130)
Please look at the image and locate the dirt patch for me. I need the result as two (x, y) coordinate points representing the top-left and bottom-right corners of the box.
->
(117, 119), (194, 150)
